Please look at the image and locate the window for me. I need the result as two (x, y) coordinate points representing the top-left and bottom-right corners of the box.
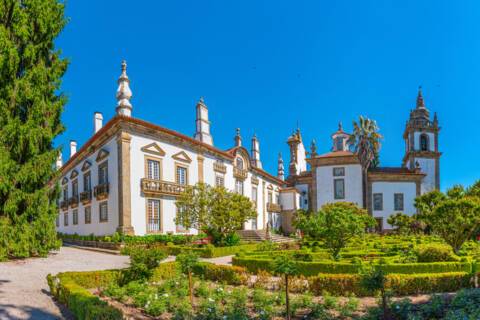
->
(98, 161), (108, 185)
(335, 137), (344, 151)
(215, 174), (225, 187)
(394, 193), (404, 211)
(236, 157), (244, 169)
(176, 165), (188, 185)
(73, 209), (78, 225)
(334, 179), (345, 199)
(64, 212), (68, 226)
(72, 180), (78, 197)
(373, 193), (383, 211)
(83, 172), (91, 192)
(333, 167), (345, 176)
(147, 199), (161, 233)
(176, 207), (187, 233)
(252, 187), (258, 205)
(99, 202), (108, 222)
(268, 191), (273, 204)
(235, 179), (244, 195)
(147, 159), (160, 180)
(63, 185), (68, 201)
(84, 206), (91, 224)
(420, 134), (429, 151)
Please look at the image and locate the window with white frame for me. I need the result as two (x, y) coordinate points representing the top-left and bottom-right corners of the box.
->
(373, 193), (383, 211)
(147, 159), (160, 180)
(334, 179), (345, 199)
(64, 212), (68, 226)
(72, 179), (78, 197)
(84, 206), (91, 224)
(83, 172), (91, 192)
(176, 165), (187, 185)
(98, 161), (108, 185)
(99, 201), (108, 222)
(235, 179), (244, 195)
(63, 185), (68, 201)
(73, 209), (78, 225)
(147, 199), (161, 233)
(252, 186), (258, 205)
(394, 193), (404, 211)
(215, 174), (225, 187)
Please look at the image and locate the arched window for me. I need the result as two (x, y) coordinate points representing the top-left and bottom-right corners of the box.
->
(236, 157), (244, 169)
(420, 134), (429, 151)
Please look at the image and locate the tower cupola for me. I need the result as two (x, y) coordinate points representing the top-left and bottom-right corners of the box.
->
(194, 97), (213, 145)
(331, 122), (350, 151)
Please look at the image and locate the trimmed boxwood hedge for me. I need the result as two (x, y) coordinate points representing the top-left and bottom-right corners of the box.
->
(308, 272), (472, 296)
(232, 256), (477, 276)
(144, 243), (259, 258)
(47, 270), (122, 320)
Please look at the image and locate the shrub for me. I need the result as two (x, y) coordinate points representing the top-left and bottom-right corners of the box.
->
(47, 272), (122, 320)
(192, 262), (248, 285)
(120, 247), (167, 284)
(416, 244), (460, 262)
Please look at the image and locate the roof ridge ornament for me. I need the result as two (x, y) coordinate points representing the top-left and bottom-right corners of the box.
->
(116, 60), (133, 116)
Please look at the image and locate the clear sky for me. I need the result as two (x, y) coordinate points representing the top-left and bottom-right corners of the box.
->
(56, 1), (480, 190)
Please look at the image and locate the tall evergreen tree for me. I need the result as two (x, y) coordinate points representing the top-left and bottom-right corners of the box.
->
(0, 0), (68, 259)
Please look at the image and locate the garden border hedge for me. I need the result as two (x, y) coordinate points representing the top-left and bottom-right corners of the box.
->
(47, 270), (122, 320)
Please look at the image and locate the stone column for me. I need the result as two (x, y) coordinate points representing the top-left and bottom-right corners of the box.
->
(197, 155), (205, 183)
(117, 131), (134, 235)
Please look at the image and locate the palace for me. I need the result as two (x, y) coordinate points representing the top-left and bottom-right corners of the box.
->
(55, 61), (440, 236)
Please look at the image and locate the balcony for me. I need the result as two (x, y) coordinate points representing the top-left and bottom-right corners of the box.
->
(80, 190), (92, 204)
(267, 202), (282, 213)
(213, 162), (227, 174)
(68, 195), (79, 208)
(60, 200), (68, 211)
(141, 178), (187, 197)
(233, 167), (248, 180)
(94, 183), (109, 200)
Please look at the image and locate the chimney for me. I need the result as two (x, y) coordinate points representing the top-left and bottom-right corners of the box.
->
(94, 112), (103, 133)
(251, 134), (262, 169)
(234, 128), (242, 147)
(193, 97), (213, 145)
(56, 152), (63, 170)
(70, 140), (77, 158)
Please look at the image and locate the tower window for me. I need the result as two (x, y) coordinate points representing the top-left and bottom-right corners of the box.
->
(420, 134), (429, 151)
(335, 137), (344, 151)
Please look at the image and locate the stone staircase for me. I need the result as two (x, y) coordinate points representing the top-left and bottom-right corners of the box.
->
(237, 230), (295, 243)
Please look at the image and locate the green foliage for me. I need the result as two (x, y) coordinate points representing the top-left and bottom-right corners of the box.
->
(387, 212), (423, 235)
(176, 251), (200, 275)
(273, 254), (299, 276)
(415, 244), (460, 262)
(347, 116), (383, 170)
(295, 202), (376, 259)
(192, 262), (247, 285)
(0, 0), (68, 259)
(47, 272), (122, 320)
(120, 247), (166, 284)
(175, 183), (257, 246)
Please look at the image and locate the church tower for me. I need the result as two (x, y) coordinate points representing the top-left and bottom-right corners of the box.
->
(402, 87), (441, 192)
(287, 128), (307, 177)
(194, 97), (213, 146)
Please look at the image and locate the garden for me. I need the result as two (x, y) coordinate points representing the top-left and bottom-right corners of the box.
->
(47, 183), (480, 319)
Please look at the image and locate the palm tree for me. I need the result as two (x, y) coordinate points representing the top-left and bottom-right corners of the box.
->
(348, 116), (382, 208)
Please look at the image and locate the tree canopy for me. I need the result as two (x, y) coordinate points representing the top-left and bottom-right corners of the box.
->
(295, 202), (376, 259)
(0, 0), (68, 259)
(175, 183), (257, 246)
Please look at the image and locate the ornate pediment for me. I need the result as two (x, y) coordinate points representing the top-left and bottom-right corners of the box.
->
(96, 149), (110, 163)
(141, 142), (166, 157)
(172, 151), (192, 164)
(62, 177), (69, 185)
(81, 160), (92, 172)
(70, 170), (78, 179)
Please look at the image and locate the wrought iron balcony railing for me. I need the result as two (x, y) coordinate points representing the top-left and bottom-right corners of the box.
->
(60, 200), (69, 211)
(267, 202), (282, 213)
(94, 183), (109, 200)
(68, 195), (79, 208)
(233, 167), (248, 180)
(80, 190), (92, 204)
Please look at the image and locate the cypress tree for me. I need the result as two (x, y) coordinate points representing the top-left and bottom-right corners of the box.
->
(0, 0), (68, 259)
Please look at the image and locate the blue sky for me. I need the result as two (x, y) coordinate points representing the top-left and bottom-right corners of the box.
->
(56, 1), (480, 190)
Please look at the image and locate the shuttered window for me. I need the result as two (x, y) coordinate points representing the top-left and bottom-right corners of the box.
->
(147, 199), (161, 233)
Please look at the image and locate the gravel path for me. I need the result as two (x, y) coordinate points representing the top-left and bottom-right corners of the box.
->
(0, 246), (129, 320)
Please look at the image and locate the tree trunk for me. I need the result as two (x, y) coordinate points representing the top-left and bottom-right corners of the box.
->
(188, 271), (194, 307)
(285, 274), (290, 320)
(381, 288), (390, 320)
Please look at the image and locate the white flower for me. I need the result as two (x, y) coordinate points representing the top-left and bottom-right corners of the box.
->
(163, 293), (169, 297)
(208, 298), (214, 303)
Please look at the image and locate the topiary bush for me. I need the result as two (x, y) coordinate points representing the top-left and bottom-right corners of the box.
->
(416, 244), (460, 262)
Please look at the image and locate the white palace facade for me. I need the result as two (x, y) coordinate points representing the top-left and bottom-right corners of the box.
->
(56, 61), (440, 236)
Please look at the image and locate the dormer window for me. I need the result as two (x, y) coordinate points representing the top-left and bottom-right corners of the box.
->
(420, 134), (429, 151)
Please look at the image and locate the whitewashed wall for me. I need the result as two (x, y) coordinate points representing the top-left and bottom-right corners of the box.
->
(413, 132), (435, 151)
(371, 181), (417, 229)
(316, 164), (363, 208)
(57, 136), (119, 236)
(417, 158), (436, 193)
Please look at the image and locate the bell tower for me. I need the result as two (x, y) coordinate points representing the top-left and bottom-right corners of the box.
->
(402, 87), (441, 192)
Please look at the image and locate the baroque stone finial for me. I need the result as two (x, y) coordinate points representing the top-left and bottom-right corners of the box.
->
(116, 60), (133, 116)
(416, 85), (425, 109)
(310, 139), (317, 156)
(234, 128), (242, 147)
(338, 121), (343, 132)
